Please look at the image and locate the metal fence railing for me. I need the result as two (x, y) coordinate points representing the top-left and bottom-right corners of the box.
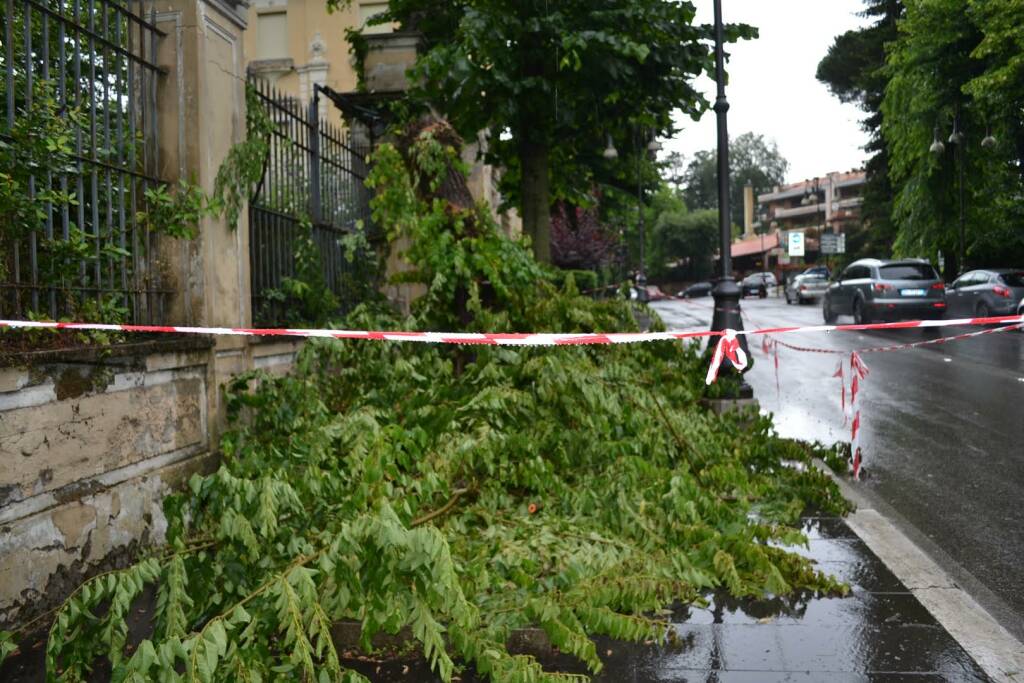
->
(1, 0), (170, 323)
(247, 76), (374, 326)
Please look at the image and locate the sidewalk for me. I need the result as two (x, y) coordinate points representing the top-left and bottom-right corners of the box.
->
(340, 515), (994, 682)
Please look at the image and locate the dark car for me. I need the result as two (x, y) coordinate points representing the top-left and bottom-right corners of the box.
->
(679, 282), (712, 298)
(823, 258), (945, 324)
(740, 272), (777, 298)
(946, 269), (1024, 318)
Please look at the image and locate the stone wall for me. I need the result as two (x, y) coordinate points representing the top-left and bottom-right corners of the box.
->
(0, 338), (213, 628)
(0, 0), (313, 632)
(0, 336), (302, 630)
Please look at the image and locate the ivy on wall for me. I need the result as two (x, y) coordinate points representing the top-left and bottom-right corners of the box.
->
(0, 80), (218, 330)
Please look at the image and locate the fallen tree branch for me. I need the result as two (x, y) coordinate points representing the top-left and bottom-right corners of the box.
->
(411, 487), (471, 528)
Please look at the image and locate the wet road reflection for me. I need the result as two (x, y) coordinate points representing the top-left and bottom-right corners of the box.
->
(652, 297), (1024, 640)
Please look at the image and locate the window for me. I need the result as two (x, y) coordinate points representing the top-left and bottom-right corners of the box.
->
(843, 265), (870, 280)
(359, 1), (391, 34)
(257, 11), (288, 60)
(878, 264), (937, 281)
(998, 272), (1024, 287)
(952, 272), (976, 289)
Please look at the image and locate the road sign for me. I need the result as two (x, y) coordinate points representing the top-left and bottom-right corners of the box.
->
(820, 232), (847, 255)
(788, 231), (805, 257)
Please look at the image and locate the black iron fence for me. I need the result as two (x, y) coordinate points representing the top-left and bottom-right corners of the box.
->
(1, 0), (171, 323)
(247, 77), (374, 326)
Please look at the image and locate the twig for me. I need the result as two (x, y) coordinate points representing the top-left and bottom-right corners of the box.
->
(645, 388), (694, 458)
(411, 488), (470, 527)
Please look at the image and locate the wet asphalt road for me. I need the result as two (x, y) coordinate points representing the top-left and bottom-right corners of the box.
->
(652, 293), (1024, 641)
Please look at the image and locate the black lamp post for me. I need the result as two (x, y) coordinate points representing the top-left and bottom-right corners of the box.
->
(929, 107), (996, 276)
(636, 131), (648, 295)
(607, 129), (661, 299)
(708, 0), (751, 398)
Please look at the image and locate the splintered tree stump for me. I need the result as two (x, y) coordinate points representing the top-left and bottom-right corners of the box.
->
(396, 117), (476, 212)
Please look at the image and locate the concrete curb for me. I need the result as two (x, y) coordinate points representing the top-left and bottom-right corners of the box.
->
(816, 459), (1024, 683)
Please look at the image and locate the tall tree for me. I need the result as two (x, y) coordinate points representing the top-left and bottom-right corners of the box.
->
(816, 0), (903, 260)
(651, 208), (717, 281)
(881, 0), (1024, 273)
(336, 0), (755, 263)
(680, 132), (789, 230)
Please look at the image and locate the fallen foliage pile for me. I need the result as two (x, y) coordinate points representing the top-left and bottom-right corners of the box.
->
(2, 123), (851, 682)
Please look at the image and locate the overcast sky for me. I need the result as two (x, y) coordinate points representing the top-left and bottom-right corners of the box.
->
(663, 0), (872, 185)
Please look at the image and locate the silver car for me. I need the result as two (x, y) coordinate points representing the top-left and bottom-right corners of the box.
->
(785, 274), (828, 305)
(823, 258), (946, 324)
(946, 269), (1024, 318)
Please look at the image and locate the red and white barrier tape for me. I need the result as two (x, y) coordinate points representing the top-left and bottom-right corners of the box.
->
(753, 319), (1023, 481)
(704, 329), (749, 384)
(2, 314), (1020, 346)
(5, 313), (1021, 482)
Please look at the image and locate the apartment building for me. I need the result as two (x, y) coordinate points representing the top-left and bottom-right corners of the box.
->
(734, 169), (866, 275)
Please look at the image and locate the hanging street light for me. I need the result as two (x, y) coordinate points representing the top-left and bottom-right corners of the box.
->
(981, 128), (998, 149)
(603, 134), (619, 160)
(929, 126), (946, 156)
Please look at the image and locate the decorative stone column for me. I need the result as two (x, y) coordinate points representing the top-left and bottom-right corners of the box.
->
(297, 32), (330, 119)
(153, 0), (252, 435)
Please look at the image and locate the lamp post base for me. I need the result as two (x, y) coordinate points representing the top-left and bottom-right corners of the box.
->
(708, 277), (754, 400)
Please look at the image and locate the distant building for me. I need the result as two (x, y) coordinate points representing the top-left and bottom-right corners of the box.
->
(735, 169), (866, 277)
(244, 0), (391, 106)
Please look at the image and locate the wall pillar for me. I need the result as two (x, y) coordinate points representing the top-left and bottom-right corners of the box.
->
(154, 0), (251, 438)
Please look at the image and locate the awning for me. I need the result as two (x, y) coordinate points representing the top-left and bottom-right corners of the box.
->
(731, 232), (780, 258)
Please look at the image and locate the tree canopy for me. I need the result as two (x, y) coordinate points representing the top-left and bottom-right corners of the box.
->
(880, 0), (1024, 271)
(651, 208), (718, 282)
(816, 1), (902, 261)
(335, 0), (756, 263)
(680, 132), (789, 231)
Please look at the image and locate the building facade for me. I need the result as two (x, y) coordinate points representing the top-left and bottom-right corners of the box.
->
(244, 0), (392, 110)
(734, 169), (867, 278)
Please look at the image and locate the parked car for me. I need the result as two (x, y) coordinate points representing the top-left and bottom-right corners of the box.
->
(679, 282), (713, 298)
(800, 265), (831, 279)
(741, 272), (777, 298)
(645, 285), (669, 302)
(785, 274), (829, 305)
(946, 269), (1024, 318)
(1018, 297), (1024, 331)
(823, 258), (945, 324)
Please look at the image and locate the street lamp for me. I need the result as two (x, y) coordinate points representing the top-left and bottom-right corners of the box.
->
(603, 134), (619, 160)
(708, 0), (751, 398)
(929, 107), (993, 275)
(635, 129), (659, 296)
